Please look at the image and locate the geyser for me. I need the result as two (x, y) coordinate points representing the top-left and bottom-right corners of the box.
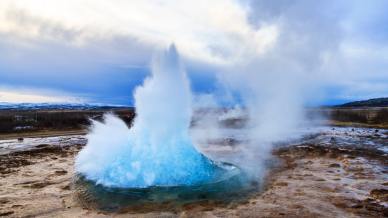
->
(75, 45), (231, 188)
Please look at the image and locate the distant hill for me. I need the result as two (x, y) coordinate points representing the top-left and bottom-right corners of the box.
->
(335, 97), (388, 108)
(0, 102), (130, 110)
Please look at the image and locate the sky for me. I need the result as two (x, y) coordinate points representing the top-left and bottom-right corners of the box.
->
(0, 0), (387, 105)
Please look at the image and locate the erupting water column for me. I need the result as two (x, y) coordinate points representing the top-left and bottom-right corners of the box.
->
(75, 45), (223, 188)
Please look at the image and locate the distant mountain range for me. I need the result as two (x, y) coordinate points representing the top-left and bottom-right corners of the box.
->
(0, 102), (130, 110)
(1, 97), (387, 110)
(335, 97), (388, 108)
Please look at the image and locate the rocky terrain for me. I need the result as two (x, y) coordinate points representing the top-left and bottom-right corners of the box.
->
(0, 127), (386, 217)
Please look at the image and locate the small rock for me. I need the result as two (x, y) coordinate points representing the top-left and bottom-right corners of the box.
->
(0, 199), (9, 204)
(370, 189), (388, 201)
(11, 205), (22, 208)
(55, 170), (68, 175)
(26, 181), (53, 189)
(329, 163), (341, 168)
(61, 184), (71, 190)
(35, 144), (50, 148)
(275, 182), (288, 187)
(351, 204), (363, 209)
(0, 211), (14, 216)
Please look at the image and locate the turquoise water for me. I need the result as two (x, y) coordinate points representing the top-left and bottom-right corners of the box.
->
(74, 162), (257, 212)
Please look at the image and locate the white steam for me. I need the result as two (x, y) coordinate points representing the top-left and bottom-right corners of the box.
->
(76, 45), (220, 188)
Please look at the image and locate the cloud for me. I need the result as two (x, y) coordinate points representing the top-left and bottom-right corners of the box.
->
(0, 88), (83, 103)
(240, 0), (388, 103)
(0, 0), (387, 104)
(0, 0), (278, 65)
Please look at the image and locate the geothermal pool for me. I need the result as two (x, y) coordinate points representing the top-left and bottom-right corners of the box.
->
(75, 45), (239, 189)
(74, 162), (258, 212)
(73, 45), (258, 210)
(63, 45), (271, 214)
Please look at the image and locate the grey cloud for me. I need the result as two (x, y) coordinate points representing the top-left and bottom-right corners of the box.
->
(5, 8), (85, 43)
(242, 0), (388, 102)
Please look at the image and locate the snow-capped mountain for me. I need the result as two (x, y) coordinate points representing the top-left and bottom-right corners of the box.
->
(0, 102), (129, 110)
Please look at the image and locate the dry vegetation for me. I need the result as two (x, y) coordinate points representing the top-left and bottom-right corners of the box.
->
(309, 107), (388, 129)
(1, 107), (387, 139)
(0, 109), (135, 135)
